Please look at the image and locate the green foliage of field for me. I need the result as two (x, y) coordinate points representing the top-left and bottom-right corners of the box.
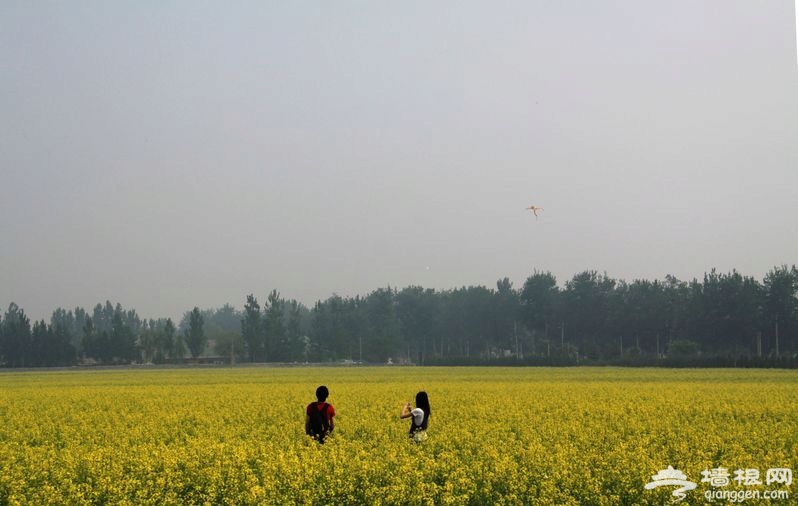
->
(0, 367), (796, 505)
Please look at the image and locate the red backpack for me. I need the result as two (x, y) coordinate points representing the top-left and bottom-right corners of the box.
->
(307, 402), (331, 442)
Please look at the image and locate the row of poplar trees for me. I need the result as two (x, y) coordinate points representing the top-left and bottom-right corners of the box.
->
(1, 265), (796, 367)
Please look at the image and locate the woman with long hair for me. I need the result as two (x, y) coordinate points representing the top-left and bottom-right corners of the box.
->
(400, 391), (431, 442)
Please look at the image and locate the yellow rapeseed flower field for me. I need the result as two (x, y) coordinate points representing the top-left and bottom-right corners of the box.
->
(0, 367), (795, 505)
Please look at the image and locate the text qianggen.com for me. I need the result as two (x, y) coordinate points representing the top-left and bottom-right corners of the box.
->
(704, 489), (790, 503)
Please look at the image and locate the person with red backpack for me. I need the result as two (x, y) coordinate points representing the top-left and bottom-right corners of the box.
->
(305, 385), (336, 443)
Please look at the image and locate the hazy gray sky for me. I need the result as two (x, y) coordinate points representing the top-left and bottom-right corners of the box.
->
(2, 1), (797, 323)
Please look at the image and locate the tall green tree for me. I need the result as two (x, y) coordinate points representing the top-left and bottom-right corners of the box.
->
(48, 314), (77, 366)
(264, 290), (286, 361)
(436, 286), (494, 359)
(161, 318), (177, 361)
(309, 294), (364, 361)
(763, 265), (798, 355)
(180, 304), (242, 356)
(493, 278), (520, 356)
(184, 307), (206, 359)
(71, 307), (88, 354)
(562, 271), (616, 358)
(520, 271), (560, 355)
(717, 271), (763, 355)
(242, 295), (263, 362)
(284, 299), (309, 361)
(29, 320), (73, 367)
(615, 279), (667, 356)
(110, 305), (137, 363)
(362, 287), (402, 361)
(81, 316), (95, 361)
(50, 308), (79, 355)
(139, 319), (157, 363)
(396, 286), (440, 364)
(662, 275), (689, 345)
(2, 303), (32, 367)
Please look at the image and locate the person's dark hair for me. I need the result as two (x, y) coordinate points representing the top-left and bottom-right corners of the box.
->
(415, 391), (431, 416)
(316, 385), (329, 402)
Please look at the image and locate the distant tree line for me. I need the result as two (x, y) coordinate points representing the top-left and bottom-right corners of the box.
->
(1, 265), (796, 368)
